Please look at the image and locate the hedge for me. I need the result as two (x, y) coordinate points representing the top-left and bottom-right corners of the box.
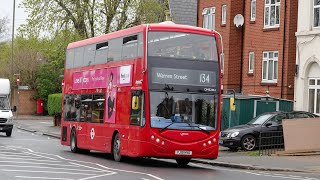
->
(48, 93), (62, 116)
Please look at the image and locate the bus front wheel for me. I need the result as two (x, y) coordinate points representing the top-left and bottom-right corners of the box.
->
(70, 129), (79, 153)
(112, 133), (122, 162)
(176, 158), (191, 166)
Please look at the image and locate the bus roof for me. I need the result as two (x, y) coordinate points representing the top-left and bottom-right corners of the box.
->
(67, 23), (216, 49)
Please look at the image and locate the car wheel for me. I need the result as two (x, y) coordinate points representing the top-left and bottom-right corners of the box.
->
(112, 133), (122, 162)
(6, 130), (12, 137)
(176, 158), (191, 166)
(70, 129), (79, 153)
(241, 135), (256, 151)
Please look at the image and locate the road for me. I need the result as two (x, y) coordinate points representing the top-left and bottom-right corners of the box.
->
(0, 127), (319, 180)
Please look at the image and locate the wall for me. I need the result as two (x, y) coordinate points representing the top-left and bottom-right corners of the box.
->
(283, 118), (320, 151)
(241, 0), (297, 100)
(294, 0), (320, 112)
(12, 89), (37, 115)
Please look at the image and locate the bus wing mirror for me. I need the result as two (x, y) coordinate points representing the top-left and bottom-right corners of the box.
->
(132, 96), (140, 110)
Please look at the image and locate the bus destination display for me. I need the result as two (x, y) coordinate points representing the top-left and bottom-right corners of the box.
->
(151, 67), (216, 87)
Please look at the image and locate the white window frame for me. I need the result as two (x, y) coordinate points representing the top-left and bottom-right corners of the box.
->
(248, 52), (254, 73)
(308, 78), (320, 115)
(220, 53), (224, 73)
(251, 0), (256, 21)
(314, 0), (320, 28)
(222, 5), (227, 25)
(262, 51), (278, 83)
(202, 7), (216, 30)
(264, 0), (280, 28)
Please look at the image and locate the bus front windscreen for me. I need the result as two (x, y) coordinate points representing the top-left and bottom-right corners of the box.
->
(148, 32), (218, 61)
(149, 92), (217, 131)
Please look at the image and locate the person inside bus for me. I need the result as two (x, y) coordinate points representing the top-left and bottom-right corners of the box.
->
(107, 72), (115, 119)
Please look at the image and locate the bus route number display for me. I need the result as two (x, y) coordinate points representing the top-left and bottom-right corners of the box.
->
(151, 67), (216, 87)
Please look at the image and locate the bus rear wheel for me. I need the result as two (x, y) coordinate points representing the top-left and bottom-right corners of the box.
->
(176, 158), (191, 166)
(112, 133), (122, 162)
(70, 129), (79, 153)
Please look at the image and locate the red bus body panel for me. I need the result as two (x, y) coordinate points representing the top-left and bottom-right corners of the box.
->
(61, 23), (221, 160)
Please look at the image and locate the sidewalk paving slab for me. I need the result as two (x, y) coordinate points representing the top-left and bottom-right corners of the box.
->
(13, 117), (320, 174)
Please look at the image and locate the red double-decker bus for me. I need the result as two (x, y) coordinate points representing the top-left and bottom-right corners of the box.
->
(61, 22), (221, 165)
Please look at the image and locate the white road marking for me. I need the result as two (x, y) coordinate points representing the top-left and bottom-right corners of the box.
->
(0, 154), (43, 159)
(189, 163), (319, 180)
(15, 176), (74, 180)
(0, 165), (106, 173)
(1, 169), (98, 176)
(0, 156), (61, 163)
(23, 151), (58, 160)
(79, 172), (117, 180)
(0, 161), (79, 167)
(13, 139), (55, 142)
(70, 162), (111, 172)
(96, 164), (165, 180)
(1, 146), (165, 180)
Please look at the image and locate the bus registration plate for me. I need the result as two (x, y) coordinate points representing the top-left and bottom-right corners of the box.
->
(175, 150), (192, 155)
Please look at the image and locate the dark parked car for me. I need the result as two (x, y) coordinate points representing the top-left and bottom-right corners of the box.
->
(219, 111), (319, 151)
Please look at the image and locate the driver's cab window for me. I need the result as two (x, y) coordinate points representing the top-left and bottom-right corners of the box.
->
(268, 114), (286, 125)
(130, 91), (145, 126)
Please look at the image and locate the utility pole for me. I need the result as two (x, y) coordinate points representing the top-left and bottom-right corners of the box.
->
(11, 0), (16, 107)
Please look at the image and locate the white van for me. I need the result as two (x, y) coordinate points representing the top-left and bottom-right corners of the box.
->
(0, 78), (16, 137)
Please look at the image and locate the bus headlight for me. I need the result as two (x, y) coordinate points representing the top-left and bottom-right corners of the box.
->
(156, 138), (160, 143)
(151, 135), (155, 140)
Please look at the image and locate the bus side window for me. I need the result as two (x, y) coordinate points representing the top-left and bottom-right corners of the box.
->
(80, 94), (93, 122)
(130, 91), (145, 126)
(84, 45), (96, 66)
(122, 35), (138, 60)
(95, 42), (108, 65)
(66, 49), (74, 69)
(91, 94), (105, 123)
(74, 47), (84, 68)
(108, 38), (122, 62)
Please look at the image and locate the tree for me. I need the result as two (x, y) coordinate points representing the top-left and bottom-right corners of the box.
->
(20, 0), (169, 38)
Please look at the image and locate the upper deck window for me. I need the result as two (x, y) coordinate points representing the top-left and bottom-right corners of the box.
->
(148, 32), (218, 61)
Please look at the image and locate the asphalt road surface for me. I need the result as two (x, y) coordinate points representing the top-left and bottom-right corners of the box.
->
(0, 127), (319, 180)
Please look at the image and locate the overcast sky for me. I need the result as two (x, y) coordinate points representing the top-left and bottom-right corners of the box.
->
(0, 0), (28, 40)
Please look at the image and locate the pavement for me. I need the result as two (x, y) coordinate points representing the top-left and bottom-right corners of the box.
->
(13, 115), (320, 174)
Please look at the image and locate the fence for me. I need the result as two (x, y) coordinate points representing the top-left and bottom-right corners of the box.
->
(258, 131), (284, 156)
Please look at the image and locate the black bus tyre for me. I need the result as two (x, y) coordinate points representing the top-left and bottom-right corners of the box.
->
(6, 130), (12, 137)
(70, 129), (79, 153)
(112, 133), (122, 162)
(241, 135), (256, 151)
(176, 158), (191, 166)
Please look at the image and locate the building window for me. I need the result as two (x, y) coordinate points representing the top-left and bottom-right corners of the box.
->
(264, 0), (280, 28)
(314, 0), (320, 27)
(248, 52), (254, 73)
(251, 0), (256, 21)
(222, 5), (227, 25)
(202, 7), (216, 30)
(262, 51), (278, 83)
(308, 78), (320, 114)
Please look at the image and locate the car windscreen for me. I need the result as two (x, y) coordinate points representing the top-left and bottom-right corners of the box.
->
(0, 97), (10, 110)
(247, 114), (274, 125)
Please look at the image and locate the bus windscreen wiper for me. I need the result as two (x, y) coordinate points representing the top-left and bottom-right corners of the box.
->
(159, 122), (175, 132)
(187, 125), (210, 134)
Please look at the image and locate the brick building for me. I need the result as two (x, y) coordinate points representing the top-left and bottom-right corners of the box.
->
(198, 0), (298, 100)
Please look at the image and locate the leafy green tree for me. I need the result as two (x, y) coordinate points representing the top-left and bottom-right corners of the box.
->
(20, 0), (169, 38)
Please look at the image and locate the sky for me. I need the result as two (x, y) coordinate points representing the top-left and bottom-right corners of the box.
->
(0, 0), (28, 40)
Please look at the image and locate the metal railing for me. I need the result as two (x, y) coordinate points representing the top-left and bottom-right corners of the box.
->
(258, 131), (284, 156)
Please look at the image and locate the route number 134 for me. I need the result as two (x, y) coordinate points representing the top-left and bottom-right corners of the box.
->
(200, 74), (210, 83)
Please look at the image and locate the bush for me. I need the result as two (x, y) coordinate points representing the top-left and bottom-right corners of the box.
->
(48, 93), (62, 126)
